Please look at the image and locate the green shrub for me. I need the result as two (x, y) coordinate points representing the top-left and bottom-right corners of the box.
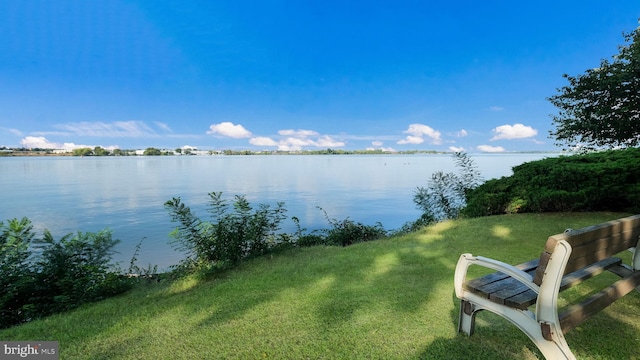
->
(464, 148), (640, 216)
(291, 216), (326, 247)
(319, 208), (387, 246)
(31, 230), (132, 315)
(0, 219), (131, 329)
(127, 238), (159, 280)
(165, 192), (291, 272)
(505, 198), (526, 214)
(394, 214), (436, 235)
(412, 152), (482, 225)
(0, 218), (36, 328)
(296, 233), (326, 247)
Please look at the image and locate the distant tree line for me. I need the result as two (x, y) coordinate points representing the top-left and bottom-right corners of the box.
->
(71, 147), (174, 156)
(71, 147), (121, 156)
(0, 146), (461, 157)
(218, 148), (444, 155)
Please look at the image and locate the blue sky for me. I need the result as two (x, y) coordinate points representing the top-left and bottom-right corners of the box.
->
(1, 1), (639, 153)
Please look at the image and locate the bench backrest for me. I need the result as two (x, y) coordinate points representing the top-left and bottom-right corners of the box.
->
(533, 214), (640, 286)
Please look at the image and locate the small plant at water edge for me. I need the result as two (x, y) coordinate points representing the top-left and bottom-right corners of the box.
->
(319, 207), (387, 246)
(411, 152), (482, 226)
(127, 238), (159, 281)
(0, 218), (132, 329)
(165, 192), (292, 273)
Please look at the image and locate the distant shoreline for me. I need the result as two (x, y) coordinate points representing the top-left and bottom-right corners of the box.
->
(0, 149), (565, 157)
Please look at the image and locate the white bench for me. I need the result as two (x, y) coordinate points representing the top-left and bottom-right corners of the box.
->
(454, 215), (640, 359)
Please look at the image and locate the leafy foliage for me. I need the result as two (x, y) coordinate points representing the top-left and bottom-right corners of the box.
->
(291, 216), (326, 247)
(30, 230), (131, 315)
(549, 24), (640, 151)
(143, 147), (173, 156)
(318, 208), (387, 247)
(165, 192), (290, 272)
(127, 238), (159, 280)
(165, 192), (392, 273)
(464, 148), (640, 216)
(71, 146), (110, 156)
(0, 218), (35, 328)
(0, 219), (131, 329)
(411, 152), (482, 225)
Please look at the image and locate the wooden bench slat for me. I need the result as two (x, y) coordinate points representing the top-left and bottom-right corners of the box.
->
(489, 280), (532, 305)
(559, 270), (640, 333)
(560, 257), (622, 289)
(566, 228), (640, 272)
(534, 215), (640, 285)
(463, 259), (538, 296)
(607, 263), (634, 278)
(463, 257), (624, 310)
(505, 289), (537, 309)
(472, 267), (538, 298)
(569, 229), (640, 258)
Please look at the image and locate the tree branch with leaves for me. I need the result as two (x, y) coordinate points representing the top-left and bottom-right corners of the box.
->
(549, 22), (640, 151)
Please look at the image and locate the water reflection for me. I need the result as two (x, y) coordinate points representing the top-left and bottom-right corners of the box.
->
(0, 153), (554, 269)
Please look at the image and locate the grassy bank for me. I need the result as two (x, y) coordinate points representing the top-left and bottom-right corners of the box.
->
(2, 213), (639, 359)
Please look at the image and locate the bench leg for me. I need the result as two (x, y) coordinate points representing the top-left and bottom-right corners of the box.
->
(534, 333), (576, 360)
(458, 298), (577, 359)
(458, 299), (481, 336)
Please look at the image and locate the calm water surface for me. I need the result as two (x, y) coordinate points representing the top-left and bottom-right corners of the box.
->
(1, 154), (556, 269)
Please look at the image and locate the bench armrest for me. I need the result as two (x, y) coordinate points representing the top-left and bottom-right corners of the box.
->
(454, 253), (540, 299)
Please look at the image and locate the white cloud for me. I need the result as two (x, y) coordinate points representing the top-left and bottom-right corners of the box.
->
(316, 135), (345, 147)
(277, 137), (314, 151)
(19, 136), (122, 151)
(397, 124), (441, 145)
(490, 106), (504, 111)
(154, 122), (173, 133)
(278, 129), (318, 138)
(284, 137), (314, 147)
(207, 122), (252, 138)
(368, 140), (395, 152)
(491, 123), (537, 140)
(20, 136), (60, 149)
(456, 129), (468, 137)
(54, 121), (157, 137)
(449, 146), (465, 152)
(397, 135), (424, 145)
(8, 128), (23, 136)
(113, 121), (151, 135)
(477, 145), (506, 153)
(249, 136), (278, 146)
(19, 136), (104, 150)
(248, 130), (345, 151)
(406, 124), (441, 139)
(366, 146), (396, 152)
(62, 142), (85, 150)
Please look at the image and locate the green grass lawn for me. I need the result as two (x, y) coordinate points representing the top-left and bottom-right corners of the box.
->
(2, 212), (639, 359)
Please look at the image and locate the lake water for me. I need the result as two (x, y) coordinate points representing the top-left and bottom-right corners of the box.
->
(1, 153), (556, 269)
